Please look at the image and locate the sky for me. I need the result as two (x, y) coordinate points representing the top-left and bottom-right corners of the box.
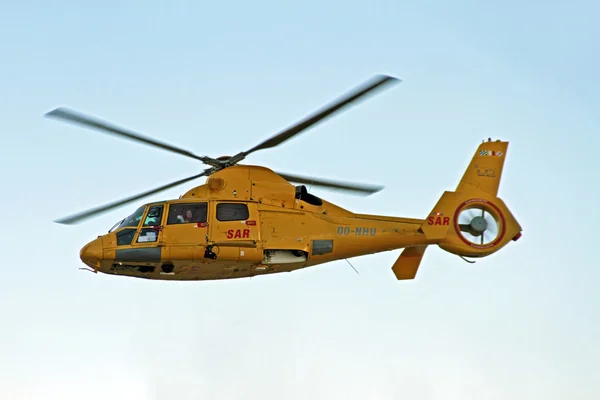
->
(1, 0), (599, 398)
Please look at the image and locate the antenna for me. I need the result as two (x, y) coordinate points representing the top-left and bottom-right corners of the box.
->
(345, 259), (359, 274)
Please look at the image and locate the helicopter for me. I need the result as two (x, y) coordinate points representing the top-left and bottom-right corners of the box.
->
(46, 74), (523, 281)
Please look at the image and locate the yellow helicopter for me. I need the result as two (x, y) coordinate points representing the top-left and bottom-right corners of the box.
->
(46, 74), (523, 281)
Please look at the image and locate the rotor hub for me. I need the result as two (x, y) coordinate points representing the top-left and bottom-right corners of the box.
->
(469, 215), (488, 234)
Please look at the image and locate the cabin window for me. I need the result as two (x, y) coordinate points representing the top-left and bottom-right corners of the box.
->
(116, 229), (136, 246)
(216, 203), (249, 221)
(143, 205), (164, 226)
(167, 202), (207, 224)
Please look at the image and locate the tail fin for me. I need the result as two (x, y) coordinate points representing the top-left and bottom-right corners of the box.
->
(456, 139), (508, 197)
(419, 139), (522, 259)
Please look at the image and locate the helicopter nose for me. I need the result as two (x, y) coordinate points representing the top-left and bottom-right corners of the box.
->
(80, 237), (103, 268)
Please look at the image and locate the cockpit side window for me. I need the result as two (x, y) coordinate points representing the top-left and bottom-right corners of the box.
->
(143, 205), (164, 227)
(136, 204), (165, 243)
(167, 203), (208, 224)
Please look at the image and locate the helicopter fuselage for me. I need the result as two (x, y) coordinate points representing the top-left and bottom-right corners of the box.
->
(79, 165), (432, 280)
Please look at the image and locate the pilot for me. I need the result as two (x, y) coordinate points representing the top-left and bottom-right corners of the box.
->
(177, 209), (194, 223)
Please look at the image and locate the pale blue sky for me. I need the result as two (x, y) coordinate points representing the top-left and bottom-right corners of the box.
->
(1, 1), (599, 399)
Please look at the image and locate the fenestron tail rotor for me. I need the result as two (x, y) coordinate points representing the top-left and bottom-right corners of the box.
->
(457, 207), (500, 246)
(46, 74), (400, 224)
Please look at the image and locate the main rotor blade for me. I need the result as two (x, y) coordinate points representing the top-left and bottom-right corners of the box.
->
(241, 74), (400, 156)
(276, 171), (383, 195)
(55, 171), (209, 225)
(45, 107), (210, 163)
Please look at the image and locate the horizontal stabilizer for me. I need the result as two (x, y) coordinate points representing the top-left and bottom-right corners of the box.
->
(391, 246), (427, 280)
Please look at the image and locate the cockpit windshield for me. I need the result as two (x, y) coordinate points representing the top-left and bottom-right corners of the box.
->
(111, 206), (146, 232)
(108, 219), (124, 233)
